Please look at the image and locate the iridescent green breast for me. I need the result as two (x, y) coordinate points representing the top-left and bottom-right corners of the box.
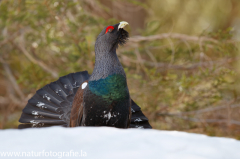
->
(88, 74), (128, 102)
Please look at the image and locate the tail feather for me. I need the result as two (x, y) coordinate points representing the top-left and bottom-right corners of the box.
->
(19, 113), (65, 125)
(28, 95), (62, 113)
(49, 81), (71, 101)
(22, 104), (62, 119)
(130, 100), (152, 129)
(131, 111), (149, 122)
(131, 103), (141, 112)
(18, 124), (67, 129)
(59, 76), (74, 96)
(37, 88), (66, 107)
(130, 121), (152, 129)
(41, 84), (70, 106)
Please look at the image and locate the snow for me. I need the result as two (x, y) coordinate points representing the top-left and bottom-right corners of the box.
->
(43, 94), (51, 101)
(131, 108), (135, 112)
(31, 111), (39, 115)
(0, 127), (240, 159)
(104, 112), (111, 120)
(134, 118), (142, 122)
(36, 102), (46, 108)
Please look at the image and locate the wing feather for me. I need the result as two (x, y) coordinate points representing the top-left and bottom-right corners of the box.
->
(69, 81), (87, 127)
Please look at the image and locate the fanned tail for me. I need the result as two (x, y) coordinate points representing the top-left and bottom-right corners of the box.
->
(18, 71), (152, 129)
(130, 100), (152, 129)
(18, 71), (90, 128)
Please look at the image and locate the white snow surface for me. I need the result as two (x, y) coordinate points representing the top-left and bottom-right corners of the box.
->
(0, 127), (240, 159)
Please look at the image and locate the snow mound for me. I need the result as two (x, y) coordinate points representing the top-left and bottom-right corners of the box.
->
(0, 127), (240, 159)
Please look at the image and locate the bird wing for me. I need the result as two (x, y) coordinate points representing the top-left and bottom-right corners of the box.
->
(69, 81), (88, 127)
(127, 98), (132, 128)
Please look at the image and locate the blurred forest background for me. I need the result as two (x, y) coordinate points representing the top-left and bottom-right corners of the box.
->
(0, 0), (240, 139)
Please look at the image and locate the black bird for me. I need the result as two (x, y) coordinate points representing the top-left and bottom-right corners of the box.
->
(18, 21), (152, 129)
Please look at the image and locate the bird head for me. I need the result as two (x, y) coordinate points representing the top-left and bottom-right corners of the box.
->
(95, 21), (129, 52)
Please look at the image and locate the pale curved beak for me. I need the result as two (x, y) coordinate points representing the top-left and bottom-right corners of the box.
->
(118, 21), (129, 30)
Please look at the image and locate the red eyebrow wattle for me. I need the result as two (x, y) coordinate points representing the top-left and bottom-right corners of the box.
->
(105, 26), (114, 34)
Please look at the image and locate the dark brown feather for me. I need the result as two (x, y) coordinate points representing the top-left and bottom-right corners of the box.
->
(127, 98), (132, 128)
(70, 81), (88, 127)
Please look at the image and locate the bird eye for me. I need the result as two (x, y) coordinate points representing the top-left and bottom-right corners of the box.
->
(105, 26), (114, 34)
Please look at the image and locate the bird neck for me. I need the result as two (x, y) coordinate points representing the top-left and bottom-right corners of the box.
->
(89, 49), (126, 81)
